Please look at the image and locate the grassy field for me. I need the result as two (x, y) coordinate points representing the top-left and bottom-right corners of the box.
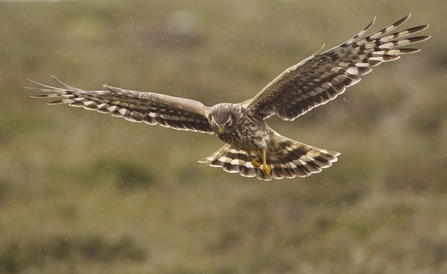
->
(1, 0), (446, 273)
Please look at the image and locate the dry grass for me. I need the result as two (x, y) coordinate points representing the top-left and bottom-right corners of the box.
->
(1, 0), (446, 273)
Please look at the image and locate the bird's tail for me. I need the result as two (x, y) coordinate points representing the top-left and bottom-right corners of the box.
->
(198, 135), (339, 181)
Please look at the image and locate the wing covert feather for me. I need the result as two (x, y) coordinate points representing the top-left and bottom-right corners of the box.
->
(28, 76), (213, 134)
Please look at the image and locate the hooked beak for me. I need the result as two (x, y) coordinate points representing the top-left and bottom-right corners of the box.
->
(219, 128), (224, 133)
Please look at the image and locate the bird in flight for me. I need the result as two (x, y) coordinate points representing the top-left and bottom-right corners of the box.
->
(29, 14), (429, 180)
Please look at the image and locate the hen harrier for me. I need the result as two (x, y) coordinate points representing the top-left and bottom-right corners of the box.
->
(29, 14), (429, 180)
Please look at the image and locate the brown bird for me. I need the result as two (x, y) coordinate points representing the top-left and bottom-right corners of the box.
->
(28, 14), (430, 180)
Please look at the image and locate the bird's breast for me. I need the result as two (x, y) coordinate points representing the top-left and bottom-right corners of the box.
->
(217, 117), (270, 153)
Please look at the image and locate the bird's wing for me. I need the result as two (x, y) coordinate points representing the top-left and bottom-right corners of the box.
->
(27, 76), (213, 134)
(244, 14), (430, 120)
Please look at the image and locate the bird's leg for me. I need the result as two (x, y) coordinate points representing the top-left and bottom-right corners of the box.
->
(262, 149), (270, 175)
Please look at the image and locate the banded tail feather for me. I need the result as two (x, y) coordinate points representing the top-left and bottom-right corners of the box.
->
(199, 135), (339, 181)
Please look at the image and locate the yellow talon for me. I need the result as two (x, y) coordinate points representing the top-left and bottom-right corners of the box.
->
(251, 157), (261, 167)
(262, 149), (270, 175)
(262, 164), (270, 175)
(252, 151), (270, 174)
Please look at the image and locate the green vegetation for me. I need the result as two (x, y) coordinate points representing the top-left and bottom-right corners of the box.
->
(1, 0), (445, 273)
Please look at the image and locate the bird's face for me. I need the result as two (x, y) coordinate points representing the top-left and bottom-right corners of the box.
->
(210, 114), (233, 135)
(208, 104), (236, 136)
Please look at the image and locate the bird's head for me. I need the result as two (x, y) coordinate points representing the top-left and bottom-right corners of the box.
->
(208, 103), (237, 136)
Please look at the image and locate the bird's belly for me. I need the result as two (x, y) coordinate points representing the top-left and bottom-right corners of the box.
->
(219, 126), (269, 154)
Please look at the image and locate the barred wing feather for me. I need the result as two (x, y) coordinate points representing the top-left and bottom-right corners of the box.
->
(246, 14), (430, 120)
(28, 76), (213, 134)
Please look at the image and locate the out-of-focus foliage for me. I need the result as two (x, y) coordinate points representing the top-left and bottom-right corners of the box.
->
(1, 0), (446, 273)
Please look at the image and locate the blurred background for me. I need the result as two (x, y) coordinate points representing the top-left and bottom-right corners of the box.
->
(1, 0), (446, 273)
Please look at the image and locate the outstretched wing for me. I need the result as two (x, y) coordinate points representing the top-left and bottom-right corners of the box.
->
(28, 76), (213, 134)
(244, 14), (430, 120)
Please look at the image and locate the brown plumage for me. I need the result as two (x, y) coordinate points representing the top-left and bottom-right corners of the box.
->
(28, 14), (430, 180)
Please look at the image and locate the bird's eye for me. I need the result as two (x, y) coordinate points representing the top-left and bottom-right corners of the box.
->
(224, 117), (232, 128)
